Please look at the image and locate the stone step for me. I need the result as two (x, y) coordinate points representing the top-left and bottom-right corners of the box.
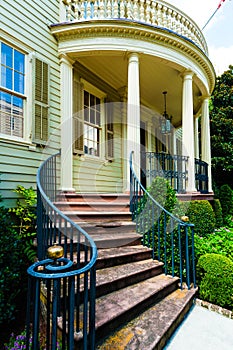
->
(82, 221), (136, 235)
(62, 211), (133, 224)
(63, 231), (142, 250)
(96, 245), (153, 269)
(96, 287), (197, 349)
(57, 192), (130, 203)
(88, 274), (179, 342)
(55, 201), (130, 212)
(93, 259), (164, 298)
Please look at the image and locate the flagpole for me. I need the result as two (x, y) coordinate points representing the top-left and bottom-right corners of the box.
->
(202, 0), (226, 31)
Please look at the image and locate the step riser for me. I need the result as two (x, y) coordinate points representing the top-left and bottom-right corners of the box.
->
(95, 278), (179, 342)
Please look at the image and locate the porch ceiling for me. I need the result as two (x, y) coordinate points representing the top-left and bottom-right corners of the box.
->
(73, 52), (202, 127)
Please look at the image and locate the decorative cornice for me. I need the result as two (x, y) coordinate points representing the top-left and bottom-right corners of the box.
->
(50, 20), (215, 93)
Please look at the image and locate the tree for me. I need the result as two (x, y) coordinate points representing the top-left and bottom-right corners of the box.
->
(210, 65), (233, 188)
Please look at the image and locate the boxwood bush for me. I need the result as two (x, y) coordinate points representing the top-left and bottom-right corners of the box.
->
(219, 184), (233, 225)
(179, 200), (216, 237)
(196, 253), (233, 310)
(211, 199), (223, 228)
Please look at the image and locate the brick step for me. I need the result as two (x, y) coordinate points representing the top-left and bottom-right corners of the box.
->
(97, 287), (197, 349)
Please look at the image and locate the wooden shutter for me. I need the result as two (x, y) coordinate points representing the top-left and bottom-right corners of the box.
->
(106, 102), (114, 159)
(73, 80), (84, 154)
(33, 58), (49, 144)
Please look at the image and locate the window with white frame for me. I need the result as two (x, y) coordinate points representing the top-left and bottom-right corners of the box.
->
(73, 79), (114, 159)
(84, 90), (100, 156)
(0, 42), (25, 138)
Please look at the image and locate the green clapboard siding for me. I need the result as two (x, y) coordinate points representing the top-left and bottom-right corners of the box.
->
(0, 0), (61, 206)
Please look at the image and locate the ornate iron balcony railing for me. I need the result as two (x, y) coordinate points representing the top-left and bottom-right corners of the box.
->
(130, 151), (196, 290)
(195, 158), (209, 194)
(141, 152), (189, 194)
(26, 151), (97, 350)
(61, 0), (207, 53)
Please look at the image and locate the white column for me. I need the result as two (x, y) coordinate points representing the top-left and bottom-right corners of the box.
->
(118, 86), (128, 192)
(60, 54), (75, 192)
(194, 116), (200, 159)
(182, 70), (196, 192)
(201, 96), (213, 192)
(127, 53), (141, 189)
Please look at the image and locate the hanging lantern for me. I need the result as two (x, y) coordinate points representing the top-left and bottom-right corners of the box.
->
(160, 91), (172, 134)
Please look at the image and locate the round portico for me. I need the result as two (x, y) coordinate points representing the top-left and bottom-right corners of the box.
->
(50, 1), (215, 195)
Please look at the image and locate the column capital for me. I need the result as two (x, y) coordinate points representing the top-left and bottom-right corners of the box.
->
(181, 69), (194, 80)
(59, 53), (75, 66)
(127, 52), (140, 63)
(201, 94), (211, 102)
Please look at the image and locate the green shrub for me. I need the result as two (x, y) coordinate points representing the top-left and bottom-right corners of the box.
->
(147, 177), (178, 213)
(0, 204), (27, 325)
(195, 227), (233, 262)
(211, 199), (223, 228)
(9, 185), (37, 262)
(179, 200), (216, 237)
(196, 253), (233, 310)
(219, 184), (233, 224)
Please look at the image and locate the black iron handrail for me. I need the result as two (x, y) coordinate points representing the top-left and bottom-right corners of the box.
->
(130, 151), (196, 290)
(26, 151), (97, 350)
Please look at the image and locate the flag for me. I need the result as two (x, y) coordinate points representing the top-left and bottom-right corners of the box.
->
(218, 0), (226, 9)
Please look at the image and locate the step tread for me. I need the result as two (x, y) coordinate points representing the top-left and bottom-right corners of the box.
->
(55, 201), (130, 206)
(97, 287), (197, 350)
(97, 245), (152, 260)
(95, 259), (163, 287)
(94, 274), (179, 329)
(62, 211), (132, 215)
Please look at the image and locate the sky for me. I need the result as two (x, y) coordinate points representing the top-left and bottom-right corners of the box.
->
(171, 0), (233, 76)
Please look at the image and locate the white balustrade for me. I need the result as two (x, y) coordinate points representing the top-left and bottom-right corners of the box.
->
(61, 0), (207, 53)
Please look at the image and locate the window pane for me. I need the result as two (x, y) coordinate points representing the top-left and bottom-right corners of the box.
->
(13, 96), (23, 116)
(90, 94), (95, 107)
(1, 43), (13, 67)
(84, 108), (89, 122)
(0, 91), (11, 113)
(84, 90), (89, 107)
(1, 66), (13, 89)
(90, 108), (95, 124)
(14, 71), (24, 93)
(14, 50), (25, 73)
(96, 111), (100, 126)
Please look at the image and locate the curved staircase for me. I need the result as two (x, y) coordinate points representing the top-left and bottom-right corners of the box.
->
(56, 192), (197, 349)
(30, 152), (197, 350)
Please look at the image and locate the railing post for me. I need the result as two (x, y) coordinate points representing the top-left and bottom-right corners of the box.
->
(37, 186), (43, 261)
